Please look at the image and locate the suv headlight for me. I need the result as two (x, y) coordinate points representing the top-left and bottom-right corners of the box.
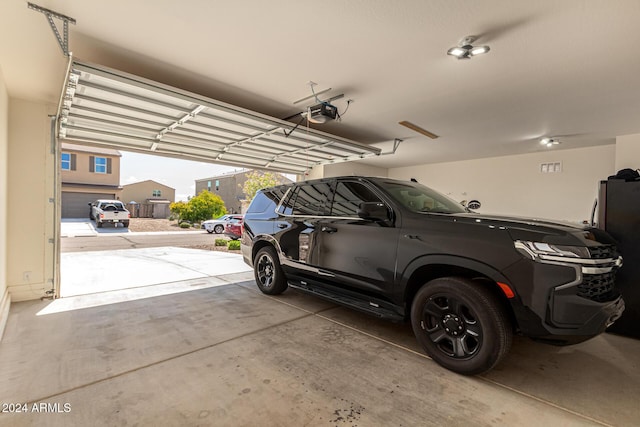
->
(514, 240), (590, 260)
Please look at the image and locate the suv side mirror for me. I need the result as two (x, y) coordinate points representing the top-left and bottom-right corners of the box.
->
(357, 202), (389, 222)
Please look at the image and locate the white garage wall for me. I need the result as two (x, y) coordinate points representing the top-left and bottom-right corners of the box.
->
(0, 68), (9, 339)
(615, 133), (640, 171)
(7, 98), (56, 302)
(322, 162), (388, 179)
(389, 145), (616, 223)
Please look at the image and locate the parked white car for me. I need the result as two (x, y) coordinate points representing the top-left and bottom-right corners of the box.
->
(202, 214), (243, 234)
(89, 199), (130, 228)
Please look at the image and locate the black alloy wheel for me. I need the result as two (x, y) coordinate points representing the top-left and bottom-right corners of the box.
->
(422, 294), (482, 359)
(253, 246), (288, 295)
(411, 277), (512, 375)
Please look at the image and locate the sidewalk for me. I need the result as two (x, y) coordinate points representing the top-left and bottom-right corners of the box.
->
(60, 219), (204, 237)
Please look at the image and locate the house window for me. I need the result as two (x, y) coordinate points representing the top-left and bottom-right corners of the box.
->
(152, 190), (162, 197)
(215, 179), (220, 191)
(95, 157), (107, 174)
(207, 180), (212, 191)
(61, 153), (71, 170)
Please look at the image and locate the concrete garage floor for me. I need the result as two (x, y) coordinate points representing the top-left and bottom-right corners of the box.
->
(1, 250), (639, 426)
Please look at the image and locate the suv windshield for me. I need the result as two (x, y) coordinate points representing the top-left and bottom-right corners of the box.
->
(378, 180), (467, 214)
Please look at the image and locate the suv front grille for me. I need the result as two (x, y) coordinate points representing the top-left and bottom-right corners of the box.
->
(588, 245), (618, 260)
(577, 272), (619, 302)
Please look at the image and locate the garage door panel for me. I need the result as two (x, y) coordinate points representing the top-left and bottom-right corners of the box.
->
(61, 192), (115, 218)
(60, 60), (381, 174)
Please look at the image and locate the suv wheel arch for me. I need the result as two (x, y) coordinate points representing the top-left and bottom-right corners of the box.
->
(403, 261), (518, 330)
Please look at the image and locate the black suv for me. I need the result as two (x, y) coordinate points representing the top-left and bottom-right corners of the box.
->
(241, 176), (625, 375)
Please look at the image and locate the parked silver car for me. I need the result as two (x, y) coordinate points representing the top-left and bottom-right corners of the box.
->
(202, 214), (243, 234)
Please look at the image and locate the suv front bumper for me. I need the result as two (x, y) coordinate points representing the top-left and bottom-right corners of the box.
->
(506, 247), (625, 343)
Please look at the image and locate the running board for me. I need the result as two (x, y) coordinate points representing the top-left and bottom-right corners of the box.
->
(288, 282), (404, 322)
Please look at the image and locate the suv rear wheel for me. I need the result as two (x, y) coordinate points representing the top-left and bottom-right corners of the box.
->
(411, 277), (512, 375)
(254, 246), (288, 295)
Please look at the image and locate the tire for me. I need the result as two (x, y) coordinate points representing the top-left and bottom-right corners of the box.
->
(410, 277), (512, 376)
(123, 222), (129, 228)
(96, 220), (102, 229)
(253, 246), (288, 295)
(214, 224), (224, 234)
(206, 229), (214, 234)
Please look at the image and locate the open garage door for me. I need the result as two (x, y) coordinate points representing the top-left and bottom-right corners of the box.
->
(57, 59), (381, 175)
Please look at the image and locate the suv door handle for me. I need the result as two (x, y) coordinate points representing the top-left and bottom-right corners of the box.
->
(321, 226), (337, 233)
(277, 224), (288, 229)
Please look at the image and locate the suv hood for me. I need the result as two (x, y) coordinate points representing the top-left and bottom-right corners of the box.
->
(446, 212), (615, 247)
(451, 212), (585, 231)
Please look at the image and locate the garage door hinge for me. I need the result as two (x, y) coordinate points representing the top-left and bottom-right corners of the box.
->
(48, 238), (55, 244)
(49, 198), (55, 203)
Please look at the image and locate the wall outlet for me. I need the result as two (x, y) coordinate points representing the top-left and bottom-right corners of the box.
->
(540, 162), (562, 173)
(23, 271), (32, 282)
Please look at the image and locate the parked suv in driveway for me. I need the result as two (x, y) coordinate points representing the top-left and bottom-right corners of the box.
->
(241, 176), (625, 375)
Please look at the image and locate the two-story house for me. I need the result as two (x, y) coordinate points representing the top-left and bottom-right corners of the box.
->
(60, 143), (122, 218)
(195, 169), (292, 214)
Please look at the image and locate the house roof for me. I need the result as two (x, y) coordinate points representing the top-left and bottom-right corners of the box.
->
(122, 179), (175, 191)
(196, 169), (281, 182)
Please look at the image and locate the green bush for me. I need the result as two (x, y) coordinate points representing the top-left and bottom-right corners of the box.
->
(227, 240), (241, 250)
(215, 239), (227, 246)
(170, 191), (227, 224)
(179, 222), (191, 229)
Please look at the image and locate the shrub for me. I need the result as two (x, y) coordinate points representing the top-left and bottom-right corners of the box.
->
(179, 222), (191, 229)
(215, 239), (227, 246)
(170, 191), (227, 223)
(227, 240), (241, 250)
(243, 170), (280, 201)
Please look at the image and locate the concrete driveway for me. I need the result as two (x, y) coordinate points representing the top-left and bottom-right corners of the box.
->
(61, 218), (131, 237)
(60, 247), (252, 297)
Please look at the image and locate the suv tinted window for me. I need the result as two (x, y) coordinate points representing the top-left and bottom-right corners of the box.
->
(331, 181), (383, 217)
(247, 192), (274, 214)
(290, 182), (332, 216)
(379, 180), (466, 214)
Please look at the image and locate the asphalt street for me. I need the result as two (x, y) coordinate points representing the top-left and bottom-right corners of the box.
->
(61, 231), (222, 253)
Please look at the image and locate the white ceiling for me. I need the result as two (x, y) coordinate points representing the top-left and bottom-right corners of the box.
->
(2, 0), (640, 169)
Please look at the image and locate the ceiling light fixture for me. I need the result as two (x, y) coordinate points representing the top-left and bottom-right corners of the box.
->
(447, 36), (490, 60)
(540, 137), (561, 148)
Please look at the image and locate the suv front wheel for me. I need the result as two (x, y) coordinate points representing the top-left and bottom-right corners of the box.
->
(253, 246), (288, 295)
(411, 277), (512, 375)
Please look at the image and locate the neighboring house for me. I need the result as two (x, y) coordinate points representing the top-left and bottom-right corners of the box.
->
(195, 170), (291, 214)
(121, 180), (175, 219)
(60, 143), (122, 218)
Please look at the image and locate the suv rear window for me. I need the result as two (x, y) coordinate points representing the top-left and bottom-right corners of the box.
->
(288, 182), (333, 216)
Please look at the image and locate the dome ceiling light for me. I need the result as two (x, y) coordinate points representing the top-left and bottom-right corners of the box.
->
(447, 35), (490, 60)
(540, 137), (561, 148)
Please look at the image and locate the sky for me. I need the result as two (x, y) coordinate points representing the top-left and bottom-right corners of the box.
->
(119, 151), (239, 202)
